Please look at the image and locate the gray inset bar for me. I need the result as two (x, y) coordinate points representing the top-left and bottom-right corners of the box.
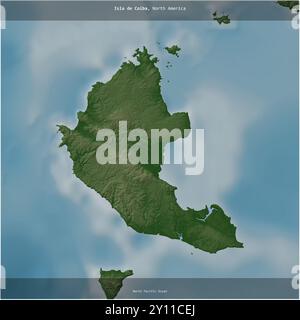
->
(1, 1), (296, 21)
(2, 278), (299, 299)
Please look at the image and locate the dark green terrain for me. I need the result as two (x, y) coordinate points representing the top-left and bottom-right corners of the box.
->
(99, 269), (133, 299)
(165, 45), (181, 57)
(213, 12), (231, 24)
(277, 1), (299, 10)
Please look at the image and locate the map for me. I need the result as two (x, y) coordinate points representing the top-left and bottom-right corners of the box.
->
(2, 0), (298, 300)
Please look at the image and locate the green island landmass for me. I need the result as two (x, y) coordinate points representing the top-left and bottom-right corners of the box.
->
(277, 1), (299, 10)
(58, 46), (243, 254)
(212, 12), (231, 25)
(165, 45), (181, 57)
(99, 269), (133, 299)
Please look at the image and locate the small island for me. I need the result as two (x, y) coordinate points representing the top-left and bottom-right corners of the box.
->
(277, 1), (299, 10)
(99, 269), (134, 299)
(212, 11), (231, 25)
(165, 45), (181, 57)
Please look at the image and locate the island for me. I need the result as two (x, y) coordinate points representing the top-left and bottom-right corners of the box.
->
(164, 45), (181, 57)
(58, 46), (243, 254)
(99, 269), (133, 299)
(212, 12), (231, 25)
(277, 1), (299, 10)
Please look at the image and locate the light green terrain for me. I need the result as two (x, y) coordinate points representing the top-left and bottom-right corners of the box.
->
(58, 47), (243, 253)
